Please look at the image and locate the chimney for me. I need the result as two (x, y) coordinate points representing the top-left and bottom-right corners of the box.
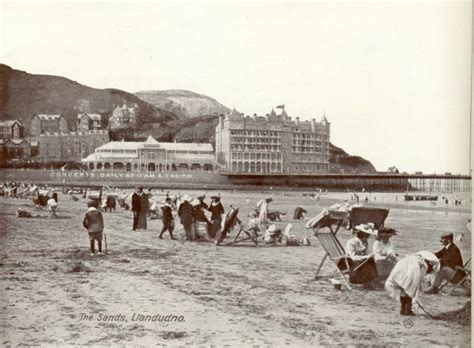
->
(295, 117), (299, 127)
(311, 118), (316, 132)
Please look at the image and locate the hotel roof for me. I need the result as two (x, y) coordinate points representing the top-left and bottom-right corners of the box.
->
(95, 136), (214, 152)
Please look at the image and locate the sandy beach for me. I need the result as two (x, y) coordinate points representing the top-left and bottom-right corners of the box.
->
(0, 190), (471, 346)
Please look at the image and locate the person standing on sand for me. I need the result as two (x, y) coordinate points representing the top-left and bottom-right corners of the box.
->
(207, 194), (225, 239)
(82, 200), (105, 256)
(159, 197), (176, 240)
(131, 187), (142, 231)
(137, 188), (149, 230)
(178, 194), (194, 240)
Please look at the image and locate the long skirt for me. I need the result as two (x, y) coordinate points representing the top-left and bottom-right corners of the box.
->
(137, 211), (147, 230)
(338, 257), (378, 284)
(208, 218), (222, 239)
(375, 259), (396, 279)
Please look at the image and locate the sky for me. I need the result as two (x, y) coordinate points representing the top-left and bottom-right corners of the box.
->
(1, 1), (472, 174)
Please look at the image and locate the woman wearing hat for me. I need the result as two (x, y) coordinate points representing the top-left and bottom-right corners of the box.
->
(207, 195), (224, 239)
(341, 224), (378, 287)
(385, 251), (440, 315)
(373, 228), (399, 281)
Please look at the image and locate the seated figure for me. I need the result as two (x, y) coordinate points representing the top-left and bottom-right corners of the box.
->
(425, 232), (466, 294)
(373, 228), (399, 280)
(339, 224), (378, 287)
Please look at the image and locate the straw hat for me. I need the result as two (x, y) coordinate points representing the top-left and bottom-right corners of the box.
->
(267, 224), (278, 232)
(354, 224), (378, 236)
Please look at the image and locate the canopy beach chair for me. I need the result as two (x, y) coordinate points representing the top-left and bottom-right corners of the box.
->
(308, 205), (389, 288)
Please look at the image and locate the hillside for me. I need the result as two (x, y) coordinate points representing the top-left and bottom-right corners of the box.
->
(135, 89), (230, 118)
(329, 143), (377, 173)
(0, 64), (177, 130)
(0, 64), (377, 173)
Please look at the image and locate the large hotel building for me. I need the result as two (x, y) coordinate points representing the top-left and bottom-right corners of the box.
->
(215, 106), (330, 173)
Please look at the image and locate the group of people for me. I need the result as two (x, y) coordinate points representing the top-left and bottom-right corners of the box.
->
(339, 223), (468, 315)
(129, 187), (226, 242)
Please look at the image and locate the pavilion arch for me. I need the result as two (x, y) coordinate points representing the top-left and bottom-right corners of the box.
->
(178, 163), (189, 170)
(104, 162), (111, 170)
(171, 164), (177, 171)
(113, 162), (124, 170)
(89, 163), (94, 170)
(141, 163), (146, 171)
(148, 163), (156, 172)
(191, 163), (201, 171)
(96, 162), (103, 170)
(204, 164), (213, 171)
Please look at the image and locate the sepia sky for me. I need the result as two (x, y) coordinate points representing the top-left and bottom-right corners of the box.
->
(1, 1), (472, 174)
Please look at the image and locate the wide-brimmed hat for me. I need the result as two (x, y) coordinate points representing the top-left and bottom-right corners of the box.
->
(266, 197), (273, 202)
(354, 224), (378, 236)
(377, 228), (398, 237)
(416, 250), (440, 272)
(197, 193), (207, 199)
(182, 194), (191, 202)
(210, 194), (221, 200)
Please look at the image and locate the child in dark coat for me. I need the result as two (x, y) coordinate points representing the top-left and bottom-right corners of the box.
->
(83, 200), (105, 256)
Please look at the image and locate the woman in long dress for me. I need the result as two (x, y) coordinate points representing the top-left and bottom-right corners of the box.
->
(208, 195), (225, 239)
(373, 228), (399, 280)
(137, 191), (149, 230)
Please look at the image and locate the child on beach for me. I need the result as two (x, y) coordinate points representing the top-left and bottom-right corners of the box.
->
(82, 200), (105, 256)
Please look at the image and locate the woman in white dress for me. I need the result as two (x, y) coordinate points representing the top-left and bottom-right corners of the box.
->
(372, 228), (399, 280)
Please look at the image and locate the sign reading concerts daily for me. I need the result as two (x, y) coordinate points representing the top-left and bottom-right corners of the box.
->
(50, 171), (193, 180)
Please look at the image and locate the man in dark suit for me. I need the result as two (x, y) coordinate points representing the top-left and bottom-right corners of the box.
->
(159, 197), (175, 240)
(425, 232), (464, 294)
(178, 194), (194, 241)
(131, 187), (142, 231)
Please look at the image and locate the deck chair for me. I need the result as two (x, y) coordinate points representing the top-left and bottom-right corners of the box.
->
(314, 230), (352, 289)
(225, 226), (260, 246)
(439, 258), (471, 295)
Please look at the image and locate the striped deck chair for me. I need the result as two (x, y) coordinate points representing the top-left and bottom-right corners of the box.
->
(314, 230), (352, 290)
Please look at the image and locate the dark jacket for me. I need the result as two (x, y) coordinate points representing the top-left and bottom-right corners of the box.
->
(193, 202), (209, 222)
(131, 193), (141, 212)
(208, 202), (224, 220)
(435, 243), (463, 269)
(178, 201), (194, 225)
(139, 193), (149, 212)
(82, 208), (104, 233)
(161, 204), (174, 226)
